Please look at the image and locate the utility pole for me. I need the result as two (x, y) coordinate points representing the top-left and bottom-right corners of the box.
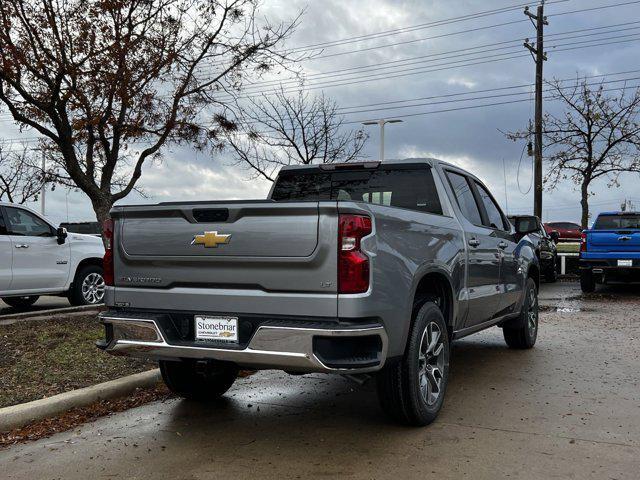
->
(524, 2), (548, 219)
(362, 118), (403, 161)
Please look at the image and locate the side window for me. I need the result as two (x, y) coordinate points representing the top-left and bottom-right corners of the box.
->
(474, 181), (507, 230)
(446, 171), (483, 225)
(4, 207), (53, 237)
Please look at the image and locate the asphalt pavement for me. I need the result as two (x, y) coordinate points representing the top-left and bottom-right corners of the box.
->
(0, 296), (71, 316)
(2, 281), (639, 479)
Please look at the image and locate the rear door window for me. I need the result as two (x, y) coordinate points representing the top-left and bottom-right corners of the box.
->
(445, 171), (483, 225)
(474, 181), (508, 230)
(272, 166), (443, 215)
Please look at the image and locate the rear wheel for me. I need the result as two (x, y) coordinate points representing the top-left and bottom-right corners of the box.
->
(503, 278), (538, 349)
(544, 257), (557, 283)
(1, 296), (39, 309)
(580, 269), (596, 293)
(377, 302), (450, 426)
(159, 359), (239, 400)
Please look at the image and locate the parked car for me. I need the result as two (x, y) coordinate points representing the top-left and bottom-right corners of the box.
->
(543, 221), (582, 242)
(97, 158), (541, 426)
(579, 211), (640, 292)
(0, 203), (105, 308)
(509, 216), (559, 282)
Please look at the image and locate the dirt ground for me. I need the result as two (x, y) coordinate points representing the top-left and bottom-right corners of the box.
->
(1, 281), (639, 479)
(0, 314), (154, 408)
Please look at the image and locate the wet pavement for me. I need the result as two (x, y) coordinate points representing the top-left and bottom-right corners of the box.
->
(2, 281), (639, 479)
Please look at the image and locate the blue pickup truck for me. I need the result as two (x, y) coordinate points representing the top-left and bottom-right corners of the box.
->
(579, 211), (640, 292)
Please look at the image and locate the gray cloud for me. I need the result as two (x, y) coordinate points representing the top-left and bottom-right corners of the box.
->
(4, 0), (640, 225)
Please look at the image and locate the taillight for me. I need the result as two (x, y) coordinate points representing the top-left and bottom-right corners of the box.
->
(579, 232), (587, 254)
(338, 214), (372, 294)
(102, 219), (114, 286)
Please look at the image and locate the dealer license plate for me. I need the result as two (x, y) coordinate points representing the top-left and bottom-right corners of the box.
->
(195, 316), (238, 343)
(617, 259), (633, 267)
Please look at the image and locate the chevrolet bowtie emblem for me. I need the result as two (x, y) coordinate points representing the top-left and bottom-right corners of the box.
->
(191, 231), (231, 248)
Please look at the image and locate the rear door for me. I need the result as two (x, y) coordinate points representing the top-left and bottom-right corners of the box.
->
(471, 180), (520, 317)
(3, 206), (71, 292)
(445, 171), (501, 326)
(0, 209), (12, 292)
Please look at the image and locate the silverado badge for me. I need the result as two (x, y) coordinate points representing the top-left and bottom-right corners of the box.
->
(191, 231), (231, 248)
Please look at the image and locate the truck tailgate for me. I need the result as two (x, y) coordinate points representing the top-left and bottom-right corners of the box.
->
(587, 230), (640, 252)
(111, 201), (339, 295)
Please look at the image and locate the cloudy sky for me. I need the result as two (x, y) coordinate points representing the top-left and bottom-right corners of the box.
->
(2, 0), (640, 225)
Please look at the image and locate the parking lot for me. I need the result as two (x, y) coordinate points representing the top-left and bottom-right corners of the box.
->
(1, 281), (638, 479)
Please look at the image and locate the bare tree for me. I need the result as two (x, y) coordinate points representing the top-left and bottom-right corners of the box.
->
(0, 143), (43, 204)
(508, 77), (640, 227)
(223, 88), (368, 181)
(0, 0), (298, 222)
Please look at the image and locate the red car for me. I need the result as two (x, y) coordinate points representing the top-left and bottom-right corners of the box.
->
(543, 221), (582, 242)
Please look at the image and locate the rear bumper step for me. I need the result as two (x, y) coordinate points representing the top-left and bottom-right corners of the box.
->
(98, 312), (388, 374)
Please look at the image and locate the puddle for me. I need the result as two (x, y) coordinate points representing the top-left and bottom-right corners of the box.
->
(539, 305), (592, 313)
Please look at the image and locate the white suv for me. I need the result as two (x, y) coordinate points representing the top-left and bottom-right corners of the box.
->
(0, 202), (105, 308)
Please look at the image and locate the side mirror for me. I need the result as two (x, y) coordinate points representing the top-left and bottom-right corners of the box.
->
(514, 215), (539, 235)
(56, 226), (68, 245)
(550, 230), (560, 242)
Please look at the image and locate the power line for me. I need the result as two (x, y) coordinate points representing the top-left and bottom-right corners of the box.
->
(334, 76), (640, 117)
(287, 1), (570, 53)
(222, 35), (640, 101)
(235, 28), (640, 93)
(341, 82), (640, 125)
(282, 0), (640, 61)
(336, 69), (640, 112)
(283, 21), (640, 83)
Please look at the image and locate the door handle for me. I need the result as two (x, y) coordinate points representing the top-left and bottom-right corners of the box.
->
(14, 244), (29, 249)
(468, 238), (480, 248)
(497, 241), (508, 250)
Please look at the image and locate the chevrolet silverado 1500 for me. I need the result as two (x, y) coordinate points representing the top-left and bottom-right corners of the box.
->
(97, 158), (540, 426)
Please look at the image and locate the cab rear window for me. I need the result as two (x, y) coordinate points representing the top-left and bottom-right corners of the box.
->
(594, 214), (640, 229)
(271, 166), (443, 215)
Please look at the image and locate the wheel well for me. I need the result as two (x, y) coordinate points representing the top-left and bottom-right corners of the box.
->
(412, 272), (454, 336)
(528, 264), (540, 290)
(73, 257), (103, 281)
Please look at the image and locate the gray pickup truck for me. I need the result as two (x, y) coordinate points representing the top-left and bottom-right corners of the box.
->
(98, 158), (540, 426)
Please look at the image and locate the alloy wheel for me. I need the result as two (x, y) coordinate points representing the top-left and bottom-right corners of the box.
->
(417, 321), (445, 406)
(527, 287), (538, 338)
(81, 272), (105, 304)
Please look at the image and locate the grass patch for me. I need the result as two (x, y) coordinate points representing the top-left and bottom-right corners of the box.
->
(556, 242), (580, 253)
(0, 314), (155, 408)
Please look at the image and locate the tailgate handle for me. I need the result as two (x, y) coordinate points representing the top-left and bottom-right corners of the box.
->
(619, 236), (632, 242)
(193, 209), (229, 223)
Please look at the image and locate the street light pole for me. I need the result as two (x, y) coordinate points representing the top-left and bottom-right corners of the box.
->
(362, 118), (403, 161)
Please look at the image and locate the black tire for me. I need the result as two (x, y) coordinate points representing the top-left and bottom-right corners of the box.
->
(159, 359), (239, 400)
(376, 302), (450, 426)
(1, 295), (39, 309)
(69, 265), (105, 306)
(503, 278), (538, 349)
(544, 258), (557, 283)
(580, 269), (596, 293)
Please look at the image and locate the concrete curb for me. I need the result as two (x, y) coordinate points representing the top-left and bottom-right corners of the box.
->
(0, 369), (161, 433)
(0, 304), (103, 326)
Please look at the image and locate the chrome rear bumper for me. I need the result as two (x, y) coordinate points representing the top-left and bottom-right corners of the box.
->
(99, 312), (388, 374)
